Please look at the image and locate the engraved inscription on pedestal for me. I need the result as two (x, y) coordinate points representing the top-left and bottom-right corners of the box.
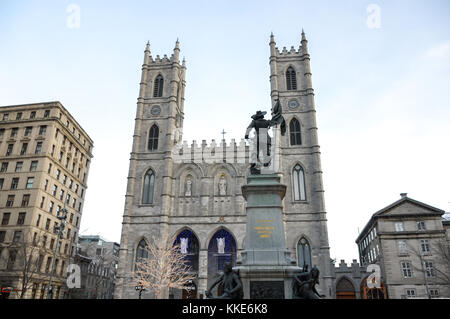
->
(250, 281), (285, 299)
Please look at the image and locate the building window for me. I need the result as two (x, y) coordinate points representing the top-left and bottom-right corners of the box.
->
(394, 222), (404, 232)
(15, 162), (23, 173)
(13, 230), (22, 243)
(286, 66), (297, 90)
(417, 221), (426, 231)
(52, 185), (57, 196)
(398, 240), (408, 255)
(56, 169), (60, 180)
(49, 201), (54, 213)
(20, 143), (28, 155)
(21, 194), (30, 207)
(148, 124), (159, 151)
(6, 144), (14, 156)
(293, 164), (306, 201)
(1, 162), (8, 172)
(45, 219), (50, 230)
(6, 195), (15, 207)
(429, 289), (439, 298)
(11, 128), (18, 138)
(25, 126), (32, 136)
(16, 112), (22, 120)
(153, 75), (164, 97)
(401, 261), (413, 278)
(2, 213), (11, 225)
(26, 177), (34, 189)
(297, 237), (312, 270)
(142, 169), (155, 204)
(405, 289), (416, 298)
(44, 110), (50, 118)
(30, 161), (38, 172)
(48, 163), (52, 173)
(0, 231), (6, 243)
(11, 177), (19, 189)
(3, 113), (9, 121)
(35, 142), (42, 154)
(7, 250), (16, 270)
(135, 239), (149, 264)
(30, 111), (36, 119)
(0, 128), (4, 138)
(420, 239), (430, 253)
(36, 214), (41, 227)
(39, 125), (47, 135)
(425, 261), (435, 277)
(289, 118), (301, 146)
(17, 213), (26, 225)
(0, 178), (3, 189)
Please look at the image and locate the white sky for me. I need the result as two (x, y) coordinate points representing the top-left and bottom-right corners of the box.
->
(0, 1), (449, 263)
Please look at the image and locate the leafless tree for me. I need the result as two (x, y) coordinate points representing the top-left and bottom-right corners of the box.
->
(132, 237), (196, 299)
(0, 230), (45, 299)
(407, 238), (450, 297)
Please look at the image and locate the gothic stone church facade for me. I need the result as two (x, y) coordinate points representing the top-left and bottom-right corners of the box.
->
(115, 33), (333, 299)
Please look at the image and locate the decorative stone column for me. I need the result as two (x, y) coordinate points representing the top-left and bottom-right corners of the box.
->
(197, 249), (208, 298)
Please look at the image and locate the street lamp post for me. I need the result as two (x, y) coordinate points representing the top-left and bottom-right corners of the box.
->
(135, 285), (146, 299)
(47, 205), (68, 299)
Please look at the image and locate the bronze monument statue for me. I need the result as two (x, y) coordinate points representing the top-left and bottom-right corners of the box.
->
(245, 100), (286, 175)
(292, 265), (324, 299)
(205, 262), (243, 299)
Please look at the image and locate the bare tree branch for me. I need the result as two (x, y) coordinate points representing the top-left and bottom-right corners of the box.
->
(132, 237), (196, 299)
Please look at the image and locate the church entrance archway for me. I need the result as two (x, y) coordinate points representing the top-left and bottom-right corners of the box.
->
(207, 229), (237, 294)
(336, 277), (356, 299)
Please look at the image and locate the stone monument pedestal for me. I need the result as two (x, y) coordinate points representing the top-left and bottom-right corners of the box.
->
(235, 174), (302, 299)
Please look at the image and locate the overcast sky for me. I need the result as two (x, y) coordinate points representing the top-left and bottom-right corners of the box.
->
(0, 0), (449, 263)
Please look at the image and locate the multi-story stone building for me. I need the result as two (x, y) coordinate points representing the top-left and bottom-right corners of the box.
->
(69, 235), (119, 299)
(116, 33), (333, 299)
(0, 101), (93, 299)
(356, 193), (450, 299)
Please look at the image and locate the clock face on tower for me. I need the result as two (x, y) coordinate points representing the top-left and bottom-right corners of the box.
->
(150, 105), (161, 116)
(288, 98), (300, 109)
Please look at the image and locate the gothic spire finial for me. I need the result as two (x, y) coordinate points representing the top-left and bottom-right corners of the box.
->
(301, 28), (307, 41)
(270, 32), (275, 43)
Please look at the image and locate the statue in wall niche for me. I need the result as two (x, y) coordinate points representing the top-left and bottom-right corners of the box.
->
(218, 175), (227, 196)
(185, 177), (192, 197)
(245, 99), (286, 175)
(217, 237), (225, 254)
(180, 238), (188, 254)
(292, 265), (324, 299)
(205, 262), (243, 299)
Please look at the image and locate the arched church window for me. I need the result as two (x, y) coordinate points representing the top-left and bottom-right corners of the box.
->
(293, 164), (306, 201)
(153, 75), (164, 97)
(289, 118), (301, 145)
(148, 124), (159, 151)
(142, 169), (155, 204)
(135, 239), (148, 264)
(208, 229), (237, 276)
(297, 237), (311, 270)
(286, 67), (297, 91)
(173, 229), (199, 272)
